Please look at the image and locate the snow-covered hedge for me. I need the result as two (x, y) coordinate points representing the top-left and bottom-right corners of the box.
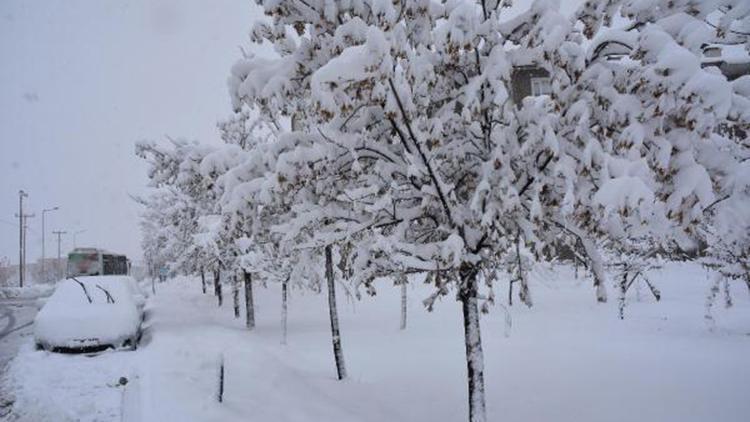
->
(0, 283), (55, 300)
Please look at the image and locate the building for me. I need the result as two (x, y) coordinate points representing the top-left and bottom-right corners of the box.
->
(510, 32), (750, 105)
(701, 43), (750, 80)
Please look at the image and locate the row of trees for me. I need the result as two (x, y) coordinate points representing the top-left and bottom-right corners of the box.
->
(137, 1), (749, 421)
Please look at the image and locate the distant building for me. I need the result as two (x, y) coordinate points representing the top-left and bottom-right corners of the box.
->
(510, 33), (750, 106)
(510, 65), (551, 105)
(701, 43), (750, 81)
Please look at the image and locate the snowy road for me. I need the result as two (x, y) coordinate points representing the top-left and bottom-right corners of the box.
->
(0, 299), (37, 365)
(0, 298), (38, 417)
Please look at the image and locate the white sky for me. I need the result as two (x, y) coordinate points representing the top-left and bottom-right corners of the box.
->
(0, 0), (585, 267)
(0, 0), (258, 264)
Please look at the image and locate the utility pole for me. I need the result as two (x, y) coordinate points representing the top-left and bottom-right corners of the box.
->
(15, 190), (28, 287)
(53, 230), (67, 280)
(22, 213), (34, 284)
(41, 206), (60, 282)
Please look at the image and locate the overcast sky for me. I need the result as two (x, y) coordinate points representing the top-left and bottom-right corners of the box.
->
(0, 0), (587, 269)
(0, 0), (259, 264)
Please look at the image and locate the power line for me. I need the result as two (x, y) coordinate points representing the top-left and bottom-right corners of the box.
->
(0, 219), (39, 235)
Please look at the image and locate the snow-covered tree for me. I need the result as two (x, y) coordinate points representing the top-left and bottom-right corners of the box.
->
(227, 1), (749, 420)
(568, 2), (750, 302)
(212, 111), (281, 329)
(136, 139), (222, 298)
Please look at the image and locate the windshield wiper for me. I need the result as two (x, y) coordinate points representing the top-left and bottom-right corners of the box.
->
(68, 276), (92, 304)
(95, 284), (116, 304)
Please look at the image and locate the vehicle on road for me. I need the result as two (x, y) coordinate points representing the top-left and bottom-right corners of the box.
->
(66, 247), (130, 278)
(34, 275), (144, 353)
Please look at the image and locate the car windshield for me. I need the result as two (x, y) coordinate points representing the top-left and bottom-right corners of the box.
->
(67, 253), (100, 277)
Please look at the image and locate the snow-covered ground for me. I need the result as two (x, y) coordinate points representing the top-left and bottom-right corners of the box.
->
(0, 297), (40, 418)
(0, 285), (55, 300)
(3, 262), (749, 421)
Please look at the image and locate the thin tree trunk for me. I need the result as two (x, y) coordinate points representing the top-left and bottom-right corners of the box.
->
(507, 280), (513, 306)
(200, 267), (206, 294)
(243, 270), (255, 329)
(515, 231), (532, 307)
(580, 238), (607, 302)
(233, 273), (240, 319)
(619, 271), (628, 320)
(642, 275), (661, 301)
(281, 278), (288, 345)
(325, 245), (347, 380)
(214, 268), (222, 307)
(459, 264), (486, 422)
(400, 282), (407, 330)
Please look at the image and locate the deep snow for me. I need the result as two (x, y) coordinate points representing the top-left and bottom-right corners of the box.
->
(3, 262), (749, 422)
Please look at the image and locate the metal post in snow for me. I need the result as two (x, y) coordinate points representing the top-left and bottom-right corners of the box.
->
(216, 353), (225, 403)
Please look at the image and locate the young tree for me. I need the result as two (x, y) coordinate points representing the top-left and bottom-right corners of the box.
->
(227, 1), (749, 420)
(217, 108), (327, 338)
(136, 139), (223, 295)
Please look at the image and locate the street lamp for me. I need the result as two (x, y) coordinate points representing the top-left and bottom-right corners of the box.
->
(41, 206), (60, 282)
(16, 190), (29, 287)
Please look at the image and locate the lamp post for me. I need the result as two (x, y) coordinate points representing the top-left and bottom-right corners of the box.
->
(42, 206), (60, 282)
(22, 213), (34, 283)
(53, 230), (67, 280)
(14, 190), (33, 287)
(18, 191), (26, 287)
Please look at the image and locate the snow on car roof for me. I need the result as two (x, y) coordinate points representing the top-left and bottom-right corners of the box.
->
(34, 276), (142, 350)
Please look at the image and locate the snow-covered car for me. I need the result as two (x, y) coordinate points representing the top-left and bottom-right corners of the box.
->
(34, 275), (145, 353)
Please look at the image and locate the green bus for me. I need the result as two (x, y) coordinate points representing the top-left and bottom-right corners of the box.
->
(66, 248), (130, 277)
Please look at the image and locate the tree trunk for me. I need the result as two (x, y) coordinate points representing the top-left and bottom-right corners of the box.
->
(619, 271), (628, 320)
(580, 238), (607, 302)
(459, 264), (486, 422)
(515, 231), (532, 307)
(243, 270), (255, 329)
(233, 273), (240, 319)
(281, 279), (288, 345)
(325, 245), (347, 380)
(507, 280), (513, 306)
(214, 268), (222, 307)
(400, 282), (407, 330)
(200, 267), (207, 294)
